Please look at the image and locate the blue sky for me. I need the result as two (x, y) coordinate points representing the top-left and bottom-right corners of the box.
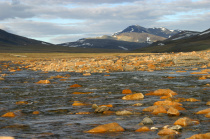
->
(0, 0), (210, 44)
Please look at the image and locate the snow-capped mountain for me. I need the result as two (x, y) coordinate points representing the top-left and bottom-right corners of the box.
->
(167, 31), (200, 41)
(113, 25), (180, 38)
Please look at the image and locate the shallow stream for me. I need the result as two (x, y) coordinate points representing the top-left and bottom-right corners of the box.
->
(0, 64), (209, 138)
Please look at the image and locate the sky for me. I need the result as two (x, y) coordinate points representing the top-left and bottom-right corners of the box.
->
(0, 0), (210, 44)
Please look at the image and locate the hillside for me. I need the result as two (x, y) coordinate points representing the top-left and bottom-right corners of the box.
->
(134, 28), (210, 53)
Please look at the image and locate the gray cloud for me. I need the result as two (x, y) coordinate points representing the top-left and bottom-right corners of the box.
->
(0, 0), (210, 43)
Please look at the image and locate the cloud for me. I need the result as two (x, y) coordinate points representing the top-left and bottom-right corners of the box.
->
(0, 0), (210, 43)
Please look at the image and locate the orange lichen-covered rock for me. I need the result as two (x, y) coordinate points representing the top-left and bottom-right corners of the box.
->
(190, 72), (208, 75)
(205, 112), (210, 118)
(122, 89), (132, 94)
(32, 111), (40, 115)
(153, 89), (177, 96)
(85, 122), (125, 133)
(122, 93), (144, 100)
(186, 132), (210, 139)
(152, 106), (167, 115)
(199, 76), (207, 80)
(186, 98), (200, 102)
(103, 111), (115, 115)
(196, 108), (210, 114)
(142, 106), (158, 112)
(36, 80), (50, 84)
(0, 136), (15, 139)
(75, 112), (91, 115)
(135, 126), (151, 132)
(207, 101), (210, 106)
(99, 104), (113, 108)
(158, 128), (180, 135)
(72, 101), (88, 106)
(1, 112), (16, 118)
(174, 117), (199, 126)
(16, 101), (28, 105)
(70, 84), (82, 88)
(72, 92), (93, 94)
(153, 100), (182, 106)
(167, 107), (180, 116)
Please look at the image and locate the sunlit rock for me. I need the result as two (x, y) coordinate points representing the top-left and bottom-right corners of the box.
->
(186, 132), (210, 139)
(1, 112), (16, 118)
(139, 117), (153, 125)
(135, 126), (151, 132)
(36, 80), (50, 84)
(153, 100), (182, 106)
(185, 98), (200, 102)
(174, 117), (199, 126)
(116, 110), (133, 115)
(122, 93), (144, 100)
(95, 106), (109, 113)
(167, 107), (180, 116)
(206, 101), (210, 106)
(196, 108), (210, 114)
(16, 101), (28, 105)
(0, 136), (15, 139)
(205, 112), (210, 118)
(72, 101), (88, 106)
(152, 106), (167, 115)
(32, 111), (40, 115)
(158, 128), (180, 135)
(70, 84), (82, 88)
(122, 89), (132, 94)
(85, 122), (125, 133)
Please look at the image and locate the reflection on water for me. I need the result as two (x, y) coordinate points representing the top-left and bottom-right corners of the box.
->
(0, 66), (209, 138)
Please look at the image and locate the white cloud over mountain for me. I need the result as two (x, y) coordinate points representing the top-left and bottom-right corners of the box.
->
(0, 0), (209, 43)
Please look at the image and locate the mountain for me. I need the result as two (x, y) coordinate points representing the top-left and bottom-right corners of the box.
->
(59, 25), (180, 50)
(60, 38), (148, 51)
(0, 29), (127, 53)
(113, 25), (180, 38)
(134, 28), (210, 53)
(0, 29), (52, 46)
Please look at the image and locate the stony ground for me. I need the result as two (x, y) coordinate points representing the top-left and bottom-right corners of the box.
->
(1, 50), (210, 73)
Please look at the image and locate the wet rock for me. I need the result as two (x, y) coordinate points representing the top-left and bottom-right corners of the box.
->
(174, 117), (199, 126)
(135, 126), (151, 132)
(1, 112), (16, 118)
(132, 103), (143, 106)
(167, 107), (180, 116)
(196, 108), (210, 114)
(122, 89), (132, 94)
(92, 104), (98, 109)
(0, 136), (15, 139)
(95, 106), (109, 113)
(75, 112), (91, 115)
(205, 112), (210, 118)
(185, 98), (200, 102)
(36, 80), (50, 84)
(158, 128), (180, 135)
(146, 89), (177, 97)
(32, 111), (40, 115)
(70, 84), (82, 88)
(140, 117), (153, 125)
(122, 93), (144, 100)
(186, 132), (210, 139)
(153, 100), (182, 106)
(0, 77), (4, 80)
(116, 110), (133, 115)
(164, 125), (182, 131)
(152, 106), (167, 115)
(16, 101), (28, 105)
(72, 101), (89, 106)
(85, 122), (125, 133)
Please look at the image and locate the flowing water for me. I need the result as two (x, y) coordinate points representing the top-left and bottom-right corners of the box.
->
(0, 63), (209, 138)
